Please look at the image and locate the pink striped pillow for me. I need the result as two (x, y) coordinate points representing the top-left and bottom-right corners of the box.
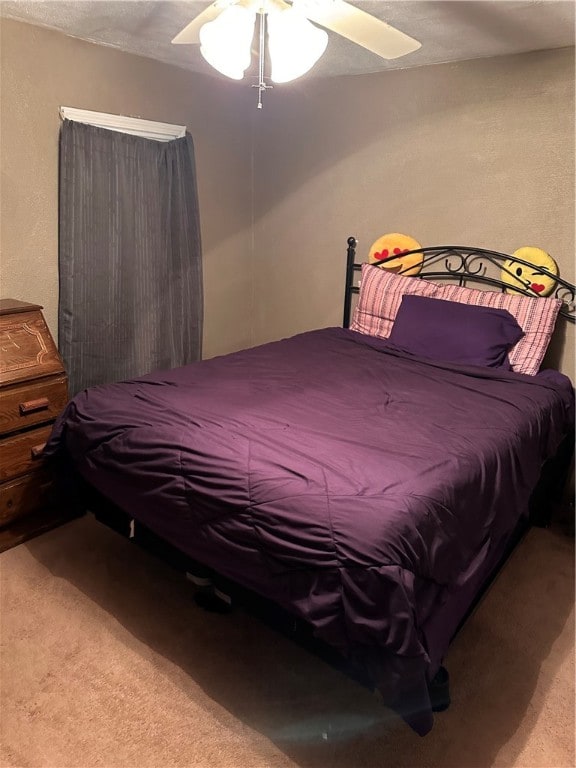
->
(350, 264), (562, 376)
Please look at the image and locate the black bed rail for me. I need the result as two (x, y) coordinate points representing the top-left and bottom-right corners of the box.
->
(343, 236), (576, 327)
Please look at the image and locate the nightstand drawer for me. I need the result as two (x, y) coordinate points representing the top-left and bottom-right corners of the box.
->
(0, 375), (68, 436)
(0, 424), (53, 482)
(0, 472), (52, 528)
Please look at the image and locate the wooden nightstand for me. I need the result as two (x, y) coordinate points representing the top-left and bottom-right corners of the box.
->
(0, 299), (77, 551)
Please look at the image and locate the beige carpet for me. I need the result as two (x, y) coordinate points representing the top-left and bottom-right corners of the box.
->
(0, 515), (573, 768)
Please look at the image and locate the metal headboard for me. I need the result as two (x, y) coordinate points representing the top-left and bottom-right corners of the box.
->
(343, 236), (576, 328)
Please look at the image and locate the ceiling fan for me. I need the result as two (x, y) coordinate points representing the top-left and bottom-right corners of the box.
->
(172, 0), (421, 106)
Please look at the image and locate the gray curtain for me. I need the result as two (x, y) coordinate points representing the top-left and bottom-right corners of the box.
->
(59, 119), (203, 396)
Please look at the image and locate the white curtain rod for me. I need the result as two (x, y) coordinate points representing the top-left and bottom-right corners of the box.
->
(59, 107), (186, 142)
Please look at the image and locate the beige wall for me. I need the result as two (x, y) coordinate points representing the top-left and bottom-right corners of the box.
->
(0, 18), (255, 360)
(253, 47), (575, 378)
(1, 21), (574, 378)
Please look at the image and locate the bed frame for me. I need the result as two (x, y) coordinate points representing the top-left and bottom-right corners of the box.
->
(62, 236), (576, 726)
(343, 236), (576, 328)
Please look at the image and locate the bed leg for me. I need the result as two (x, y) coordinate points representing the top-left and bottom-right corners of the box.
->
(187, 571), (234, 614)
(194, 587), (233, 614)
(428, 666), (451, 712)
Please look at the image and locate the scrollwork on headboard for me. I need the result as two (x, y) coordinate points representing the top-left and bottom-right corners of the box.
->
(343, 237), (576, 327)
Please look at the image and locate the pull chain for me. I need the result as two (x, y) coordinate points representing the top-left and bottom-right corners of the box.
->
(252, 10), (273, 109)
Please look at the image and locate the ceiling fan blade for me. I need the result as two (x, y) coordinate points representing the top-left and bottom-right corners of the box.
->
(172, 1), (236, 45)
(297, 0), (421, 60)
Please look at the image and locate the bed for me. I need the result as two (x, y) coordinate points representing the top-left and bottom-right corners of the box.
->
(44, 238), (575, 735)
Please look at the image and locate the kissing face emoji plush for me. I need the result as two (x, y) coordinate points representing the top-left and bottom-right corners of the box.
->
(501, 247), (559, 297)
(368, 233), (423, 277)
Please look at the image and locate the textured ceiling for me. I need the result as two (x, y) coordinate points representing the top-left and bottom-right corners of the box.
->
(1, 1), (574, 79)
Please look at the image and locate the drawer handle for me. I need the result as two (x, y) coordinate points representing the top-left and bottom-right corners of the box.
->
(19, 398), (50, 415)
(31, 443), (47, 459)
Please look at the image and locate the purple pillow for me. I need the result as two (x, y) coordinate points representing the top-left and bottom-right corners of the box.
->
(387, 294), (525, 370)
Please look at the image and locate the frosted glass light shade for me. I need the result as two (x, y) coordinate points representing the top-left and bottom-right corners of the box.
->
(199, 6), (256, 80)
(267, 8), (328, 83)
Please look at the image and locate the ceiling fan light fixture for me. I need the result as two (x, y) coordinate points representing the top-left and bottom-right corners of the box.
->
(267, 7), (328, 84)
(199, 5), (256, 80)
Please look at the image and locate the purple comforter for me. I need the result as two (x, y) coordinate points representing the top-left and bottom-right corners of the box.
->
(46, 328), (574, 733)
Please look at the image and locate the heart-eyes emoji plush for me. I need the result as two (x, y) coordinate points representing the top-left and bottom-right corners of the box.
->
(368, 233), (423, 276)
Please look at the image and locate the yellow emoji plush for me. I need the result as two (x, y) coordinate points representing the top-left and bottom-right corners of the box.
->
(501, 247), (559, 297)
(368, 233), (423, 276)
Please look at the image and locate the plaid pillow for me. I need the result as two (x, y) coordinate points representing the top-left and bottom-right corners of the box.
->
(350, 264), (562, 376)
